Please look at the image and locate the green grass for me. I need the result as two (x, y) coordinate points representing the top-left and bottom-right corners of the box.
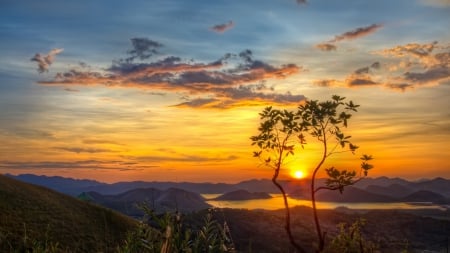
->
(0, 174), (137, 252)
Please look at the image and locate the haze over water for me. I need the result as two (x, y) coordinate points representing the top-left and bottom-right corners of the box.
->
(203, 194), (448, 210)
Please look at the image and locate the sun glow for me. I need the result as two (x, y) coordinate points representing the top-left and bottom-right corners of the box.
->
(291, 170), (306, 179)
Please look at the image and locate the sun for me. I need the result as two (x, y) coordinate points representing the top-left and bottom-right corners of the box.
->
(291, 170), (306, 179)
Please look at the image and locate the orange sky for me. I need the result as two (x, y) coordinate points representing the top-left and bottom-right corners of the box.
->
(0, 0), (449, 183)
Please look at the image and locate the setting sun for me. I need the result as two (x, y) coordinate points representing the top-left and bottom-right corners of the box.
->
(292, 170), (306, 179)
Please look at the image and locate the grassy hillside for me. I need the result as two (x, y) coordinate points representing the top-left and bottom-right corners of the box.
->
(0, 174), (137, 252)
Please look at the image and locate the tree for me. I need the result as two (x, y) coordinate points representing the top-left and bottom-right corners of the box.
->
(250, 107), (306, 253)
(251, 95), (374, 252)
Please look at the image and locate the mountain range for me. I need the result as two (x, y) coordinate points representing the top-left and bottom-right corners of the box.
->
(6, 174), (450, 205)
(2, 174), (448, 252)
(80, 187), (211, 217)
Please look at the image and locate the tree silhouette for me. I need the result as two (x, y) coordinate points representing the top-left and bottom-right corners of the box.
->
(251, 95), (374, 252)
(251, 107), (306, 253)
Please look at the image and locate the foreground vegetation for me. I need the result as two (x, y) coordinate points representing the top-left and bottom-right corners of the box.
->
(0, 175), (137, 252)
(1, 173), (448, 253)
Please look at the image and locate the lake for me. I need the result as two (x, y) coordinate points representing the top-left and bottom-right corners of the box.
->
(202, 194), (448, 210)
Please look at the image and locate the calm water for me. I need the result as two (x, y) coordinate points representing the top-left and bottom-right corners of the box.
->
(203, 194), (448, 210)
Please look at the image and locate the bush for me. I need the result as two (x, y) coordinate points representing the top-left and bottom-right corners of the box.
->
(117, 207), (236, 253)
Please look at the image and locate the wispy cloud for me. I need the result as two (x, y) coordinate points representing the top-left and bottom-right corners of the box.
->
(315, 24), (383, 51)
(0, 160), (154, 171)
(315, 43), (337, 52)
(210, 20), (234, 33)
(174, 84), (306, 109)
(30, 48), (64, 73)
(403, 66), (450, 84)
(37, 39), (304, 109)
(314, 61), (381, 88)
(377, 41), (450, 88)
(53, 146), (113, 153)
(314, 41), (449, 90)
(131, 154), (239, 163)
(82, 139), (124, 146)
(64, 88), (79, 92)
(124, 37), (163, 62)
(330, 24), (383, 43)
(377, 41), (441, 67)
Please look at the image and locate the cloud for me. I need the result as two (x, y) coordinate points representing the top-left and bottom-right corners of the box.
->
(371, 62), (381, 69)
(315, 43), (337, 51)
(375, 41), (450, 88)
(403, 66), (450, 84)
(377, 41), (448, 69)
(37, 39), (304, 109)
(210, 20), (234, 33)
(354, 66), (370, 74)
(0, 160), (153, 171)
(64, 88), (79, 92)
(30, 48), (64, 73)
(354, 62), (380, 74)
(314, 61), (382, 88)
(346, 76), (378, 86)
(125, 37), (163, 62)
(174, 84), (306, 108)
(296, 0), (307, 4)
(315, 24), (383, 52)
(54, 146), (112, 153)
(133, 154), (239, 163)
(313, 79), (342, 87)
(330, 24), (383, 43)
(314, 76), (379, 88)
(385, 83), (414, 92)
(82, 139), (124, 146)
(379, 41), (438, 59)
(315, 41), (449, 91)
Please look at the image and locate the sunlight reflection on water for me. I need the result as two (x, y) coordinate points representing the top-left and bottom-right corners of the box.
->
(203, 194), (447, 210)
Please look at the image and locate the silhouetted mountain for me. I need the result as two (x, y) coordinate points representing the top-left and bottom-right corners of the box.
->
(8, 173), (450, 201)
(400, 190), (449, 204)
(365, 183), (414, 198)
(0, 174), (136, 252)
(213, 189), (272, 201)
(414, 177), (450, 197)
(85, 181), (238, 195)
(235, 179), (279, 192)
(6, 173), (104, 196)
(352, 176), (411, 188)
(82, 187), (211, 217)
(316, 186), (396, 203)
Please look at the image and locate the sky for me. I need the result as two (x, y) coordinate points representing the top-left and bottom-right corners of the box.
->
(0, 0), (449, 183)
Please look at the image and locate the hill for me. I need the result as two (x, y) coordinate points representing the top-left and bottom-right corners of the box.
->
(83, 187), (211, 217)
(400, 190), (449, 204)
(316, 186), (396, 202)
(0, 174), (137, 252)
(364, 183), (414, 198)
(6, 173), (103, 196)
(213, 189), (272, 201)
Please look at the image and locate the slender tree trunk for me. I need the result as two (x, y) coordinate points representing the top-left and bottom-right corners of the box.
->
(272, 171), (306, 253)
(311, 127), (327, 252)
(311, 174), (324, 252)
